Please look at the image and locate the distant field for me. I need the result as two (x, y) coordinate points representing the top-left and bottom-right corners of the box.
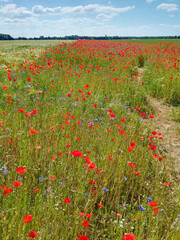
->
(126, 38), (180, 43)
(0, 40), (74, 51)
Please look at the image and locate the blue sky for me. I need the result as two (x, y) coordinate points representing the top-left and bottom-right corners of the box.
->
(0, 0), (179, 37)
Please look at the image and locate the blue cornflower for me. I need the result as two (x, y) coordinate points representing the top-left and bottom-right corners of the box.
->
(103, 187), (108, 191)
(39, 177), (44, 181)
(3, 170), (8, 174)
(147, 197), (153, 201)
(140, 206), (145, 211)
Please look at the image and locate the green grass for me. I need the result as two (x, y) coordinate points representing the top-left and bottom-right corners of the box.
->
(0, 40), (179, 240)
(172, 108), (180, 124)
(126, 39), (180, 43)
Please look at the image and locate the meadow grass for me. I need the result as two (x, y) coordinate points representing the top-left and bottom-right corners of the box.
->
(0, 40), (180, 240)
(126, 39), (180, 43)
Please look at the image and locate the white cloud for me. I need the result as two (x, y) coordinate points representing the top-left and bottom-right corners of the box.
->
(160, 23), (180, 28)
(139, 25), (152, 30)
(96, 13), (118, 21)
(0, 3), (135, 20)
(0, 4), (32, 18)
(32, 4), (135, 15)
(0, 0), (10, 2)
(157, 3), (178, 12)
(146, 0), (157, 3)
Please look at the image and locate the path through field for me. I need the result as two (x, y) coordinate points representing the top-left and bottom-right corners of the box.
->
(138, 68), (180, 177)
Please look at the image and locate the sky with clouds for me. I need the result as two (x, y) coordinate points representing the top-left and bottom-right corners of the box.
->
(0, 0), (179, 37)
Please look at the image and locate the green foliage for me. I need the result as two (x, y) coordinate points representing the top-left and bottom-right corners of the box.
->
(137, 54), (147, 68)
(0, 33), (14, 40)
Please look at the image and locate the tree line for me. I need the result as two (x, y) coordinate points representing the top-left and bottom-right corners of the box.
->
(0, 33), (180, 41)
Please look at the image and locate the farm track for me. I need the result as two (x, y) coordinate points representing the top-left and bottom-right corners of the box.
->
(138, 68), (180, 177)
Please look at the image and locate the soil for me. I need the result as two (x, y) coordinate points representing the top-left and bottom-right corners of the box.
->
(138, 68), (180, 176)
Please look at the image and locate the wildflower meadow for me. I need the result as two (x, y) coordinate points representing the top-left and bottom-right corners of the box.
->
(0, 39), (180, 240)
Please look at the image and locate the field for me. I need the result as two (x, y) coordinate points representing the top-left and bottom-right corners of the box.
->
(0, 39), (180, 240)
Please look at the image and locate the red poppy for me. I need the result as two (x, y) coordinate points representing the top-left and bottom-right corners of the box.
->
(29, 231), (37, 238)
(128, 147), (133, 152)
(83, 156), (91, 164)
(71, 150), (82, 157)
(151, 145), (157, 150)
(31, 109), (37, 114)
(130, 142), (136, 148)
(122, 233), (135, 240)
(82, 220), (89, 227)
(13, 181), (21, 188)
(148, 202), (158, 207)
(78, 236), (89, 240)
(16, 167), (26, 174)
(1, 185), (7, 190)
(141, 113), (146, 117)
(153, 209), (159, 213)
(89, 180), (95, 185)
(29, 129), (37, 135)
(86, 213), (92, 219)
(128, 162), (135, 168)
(25, 112), (31, 117)
(116, 213), (122, 217)
(2, 86), (8, 89)
(49, 176), (55, 180)
(152, 131), (157, 135)
(23, 215), (33, 223)
(79, 212), (85, 217)
(119, 130), (125, 135)
(3, 188), (13, 195)
(88, 163), (97, 171)
(64, 197), (71, 204)
(109, 113), (116, 118)
(98, 203), (104, 208)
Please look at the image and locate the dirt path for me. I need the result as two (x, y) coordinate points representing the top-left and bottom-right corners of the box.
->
(138, 68), (180, 176)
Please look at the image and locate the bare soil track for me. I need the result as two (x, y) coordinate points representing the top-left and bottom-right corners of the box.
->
(138, 68), (180, 176)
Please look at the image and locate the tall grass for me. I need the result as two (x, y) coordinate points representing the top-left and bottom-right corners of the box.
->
(0, 40), (179, 240)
